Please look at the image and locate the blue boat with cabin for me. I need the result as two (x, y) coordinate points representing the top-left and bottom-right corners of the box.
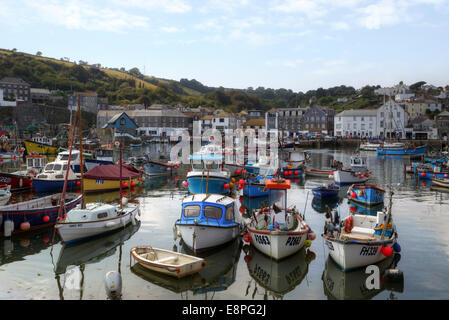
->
(175, 193), (241, 252)
(187, 154), (231, 195)
(377, 145), (426, 156)
(347, 184), (385, 206)
(243, 167), (276, 198)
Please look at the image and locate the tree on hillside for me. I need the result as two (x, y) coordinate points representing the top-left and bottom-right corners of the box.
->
(36, 51), (42, 56)
(129, 67), (143, 79)
(410, 81), (426, 92)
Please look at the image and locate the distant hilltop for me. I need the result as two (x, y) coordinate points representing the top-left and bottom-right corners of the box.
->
(0, 48), (448, 114)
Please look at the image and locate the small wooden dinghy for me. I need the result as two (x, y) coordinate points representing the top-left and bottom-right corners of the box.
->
(130, 246), (206, 278)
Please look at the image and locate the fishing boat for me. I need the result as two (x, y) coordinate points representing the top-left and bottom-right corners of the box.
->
(416, 165), (449, 180)
(377, 145), (426, 156)
(83, 163), (143, 193)
(348, 202), (384, 216)
(175, 193), (241, 252)
(246, 178), (314, 260)
(359, 141), (382, 151)
(280, 150), (309, 178)
(431, 177), (449, 188)
(333, 169), (369, 185)
(347, 184), (385, 206)
(322, 191), (398, 271)
(244, 156), (271, 176)
(94, 146), (114, 162)
(23, 135), (58, 155)
(305, 168), (334, 178)
(312, 184), (340, 199)
(147, 158), (179, 176)
(0, 185), (11, 205)
(1, 193), (81, 238)
(130, 246), (206, 278)
(0, 171), (34, 192)
(12, 154), (47, 178)
(32, 159), (81, 193)
(56, 149), (112, 172)
(186, 158), (231, 195)
(243, 167), (276, 198)
(350, 155), (367, 171)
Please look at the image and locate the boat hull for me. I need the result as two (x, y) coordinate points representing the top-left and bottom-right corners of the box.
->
(24, 140), (58, 155)
(187, 176), (231, 195)
(32, 178), (80, 193)
(83, 177), (142, 193)
(334, 170), (368, 185)
(324, 237), (396, 271)
(432, 178), (449, 188)
(305, 169), (334, 178)
(0, 172), (33, 191)
(243, 183), (268, 198)
(376, 146), (426, 156)
(312, 188), (338, 199)
(348, 186), (385, 206)
(147, 161), (177, 176)
(55, 204), (139, 244)
(0, 194), (82, 237)
(176, 224), (240, 252)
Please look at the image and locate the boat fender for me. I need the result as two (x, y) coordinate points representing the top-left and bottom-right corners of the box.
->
(131, 214), (136, 226)
(384, 269), (404, 283)
(345, 216), (354, 233)
(105, 271), (122, 300)
(4, 219), (14, 237)
(393, 242), (401, 253)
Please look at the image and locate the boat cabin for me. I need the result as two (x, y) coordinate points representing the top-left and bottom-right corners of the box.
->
(56, 150), (81, 164)
(350, 156), (367, 168)
(64, 203), (118, 223)
(95, 148), (114, 162)
(25, 155), (46, 172)
(179, 194), (236, 227)
(31, 136), (53, 145)
(36, 161), (78, 180)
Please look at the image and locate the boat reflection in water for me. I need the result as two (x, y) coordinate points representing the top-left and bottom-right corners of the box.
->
(244, 246), (315, 300)
(347, 201), (384, 216)
(311, 196), (339, 214)
(130, 238), (242, 299)
(322, 253), (403, 300)
(1, 228), (58, 266)
(54, 221), (141, 299)
(84, 186), (144, 204)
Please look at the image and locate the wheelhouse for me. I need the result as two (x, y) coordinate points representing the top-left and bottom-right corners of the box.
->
(179, 198), (236, 227)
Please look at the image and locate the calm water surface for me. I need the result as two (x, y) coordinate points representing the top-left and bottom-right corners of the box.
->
(1, 146), (449, 300)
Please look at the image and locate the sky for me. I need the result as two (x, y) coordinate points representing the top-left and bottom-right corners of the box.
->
(1, 0), (449, 92)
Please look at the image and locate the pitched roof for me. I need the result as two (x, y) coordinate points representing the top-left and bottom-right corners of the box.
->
(336, 109), (378, 117)
(0, 77), (30, 85)
(243, 119), (266, 127)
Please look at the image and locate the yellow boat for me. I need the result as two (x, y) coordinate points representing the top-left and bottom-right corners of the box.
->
(24, 138), (58, 155)
(83, 163), (144, 193)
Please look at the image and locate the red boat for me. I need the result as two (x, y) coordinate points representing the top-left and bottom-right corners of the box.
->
(0, 172), (33, 191)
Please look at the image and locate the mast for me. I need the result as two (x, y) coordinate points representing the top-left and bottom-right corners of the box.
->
(78, 94), (86, 209)
(119, 141), (123, 209)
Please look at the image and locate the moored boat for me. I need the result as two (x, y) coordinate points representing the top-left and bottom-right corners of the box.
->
(377, 145), (426, 156)
(1, 193), (81, 238)
(32, 160), (81, 193)
(83, 163), (143, 193)
(246, 178), (314, 260)
(312, 184), (340, 199)
(305, 168), (334, 178)
(431, 177), (449, 188)
(322, 192), (398, 271)
(347, 184), (385, 206)
(243, 167), (276, 198)
(333, 169), (369, 185)
(23, 136), (58, 155)
(0, 171), (34, 192)
(130, 246), (206, 278)
(359, 142), (382, 151)
(175, 193), (241, 252)
(0, 185), (11, 205)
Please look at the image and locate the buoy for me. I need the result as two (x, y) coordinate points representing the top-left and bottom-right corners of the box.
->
(42, 215), (50, 223)
(20, 222), (31, 231)
(130, 181), (136, 187)
(182, 180), (188, 187)
(307, 232), (316, 241)
(239, 179), (245, 185)
(42, 236), (49, 243)
(351, 192), (356, 198)
(350, 206), (357, 213)
(294, 171), (299, 175)
(235, 170), (241, 175)
(445, 174), (448, 178)
(238, 185), (243, 190)
(304, 240), (312, 247)
(421, 172), (426, 177)
(239, 207), (245, 214)
(229, 182), (234, 188)
(244, 255), (252, 263)
(122, 182), (128, 188)
(166, 167), (171, 171)
(223, 183), (230, 189)
(105, 271), (122, 300)
(232, 178), (236, 183)
(433, 174), (436, 178)
(242, 169), (247, 174)
(393, 242), (401, 253)
(381, 246), (393, 257)
(76, 181), (81, 186)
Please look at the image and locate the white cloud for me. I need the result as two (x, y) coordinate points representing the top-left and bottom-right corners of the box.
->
(331, 21), (350, 30)
(113, 0), (191, 13)
(271, 0), (327, 19)
(161, 26), (184, 33)
(357, 0), (406, 29)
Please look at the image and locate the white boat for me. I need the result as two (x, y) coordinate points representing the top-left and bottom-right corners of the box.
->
(11, 154), (47, 177)
(0, 185), (11, 206)
(55, 198), (140, 244)
(175, 194), (241, 252)
(333, 169), (369, 184)
(322, 199), (397, 271)
(246, 178), (313, 260)
(350, 155), (367, 170)
(382, 142), (406, 149)
(359, 142), (382, 151)
(130, 246), (206, 278)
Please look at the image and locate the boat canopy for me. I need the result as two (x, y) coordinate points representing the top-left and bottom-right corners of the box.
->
(265, 178), (291, 190)
(84, 164), (141, 180)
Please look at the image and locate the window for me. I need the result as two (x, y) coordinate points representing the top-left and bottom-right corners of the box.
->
(184, 205), (201, 218)
(322, 123), (325, 129)
(53, 164), (62, 171)
(204, 206), (222, 220)
(97, 212), (108, 219)
(120, 117), (126, 125)
(397, 112), (400, 118)
(380, 121), (384, 128)
(225, 206), (234, 221)
(45, 164), (54, 171)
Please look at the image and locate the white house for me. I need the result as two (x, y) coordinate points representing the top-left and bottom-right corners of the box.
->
(334, 109), (378, 138)
(0, 89), (17, 107)
(377, 101), (408, 139)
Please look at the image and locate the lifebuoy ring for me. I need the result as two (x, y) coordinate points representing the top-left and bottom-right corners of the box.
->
(27, 169), (37, 177)
(345, 216), (354, 233)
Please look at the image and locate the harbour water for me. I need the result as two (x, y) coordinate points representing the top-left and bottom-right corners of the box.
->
(1, 145), (449, 300)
